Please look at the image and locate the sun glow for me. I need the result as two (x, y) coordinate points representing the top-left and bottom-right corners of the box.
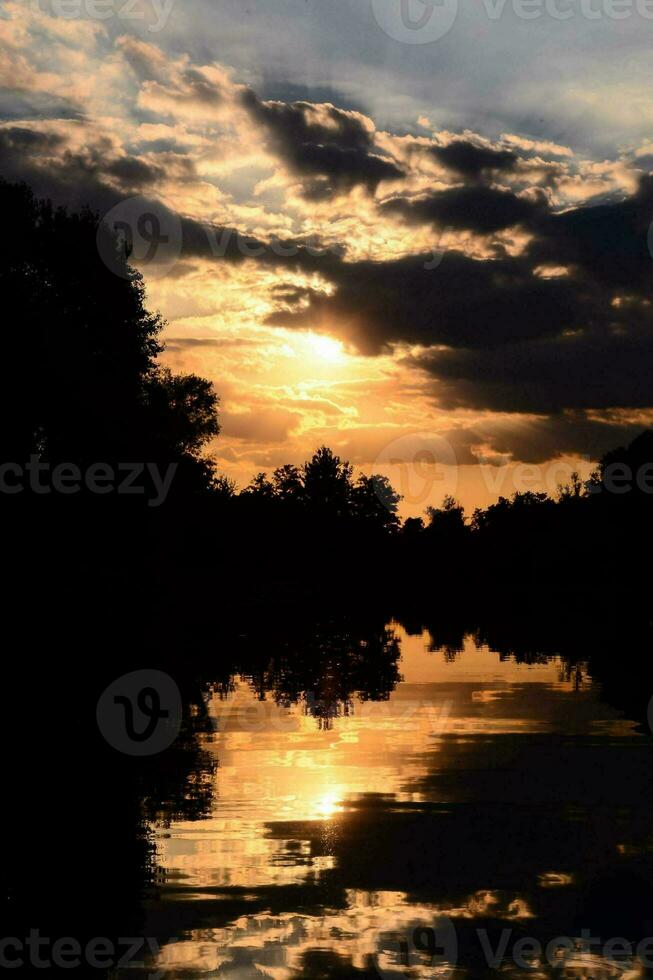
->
(306, 333), (345, 363)
(312, 788), (344, 820)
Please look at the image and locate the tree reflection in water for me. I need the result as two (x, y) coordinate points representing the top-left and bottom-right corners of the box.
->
(4, 600), (653, 980)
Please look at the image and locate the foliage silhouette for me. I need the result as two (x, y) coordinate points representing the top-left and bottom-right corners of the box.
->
(3, 177), (653, 980)
(4, 178), (653, 606)
(0, 179), (219, 498)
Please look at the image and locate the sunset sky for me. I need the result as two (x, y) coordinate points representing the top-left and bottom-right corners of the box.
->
(3, 0), (653, 514)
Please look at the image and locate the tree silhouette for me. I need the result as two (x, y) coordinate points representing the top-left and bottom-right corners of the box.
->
(272, 463), (303, 501)
(3, 177), (653, 603)
(352, 473), (401, 532)
(427, 495), (466, 536)
(302, 445), (355, 516)
(0, 179), (219, 492)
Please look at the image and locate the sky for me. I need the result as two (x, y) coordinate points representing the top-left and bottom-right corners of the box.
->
(2, 0), (653, 515)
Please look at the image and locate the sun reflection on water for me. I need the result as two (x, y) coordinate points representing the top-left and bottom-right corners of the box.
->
(143, 627), (643, 980)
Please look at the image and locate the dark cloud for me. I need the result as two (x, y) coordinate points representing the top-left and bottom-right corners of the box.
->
(475, 415), (650, 465)
(0, 121), (344, 281)
(4, 75), (653, 465)
(0, 126), (64, 154)
(269, 283), (326, 306)
(429, 140), (518, 180)
(105, 156), (164, 188)
(634, 152), (653, 171)
(265, 170), (653, 458)
(527, 175), (653, 291)
(0, 125), (122, 213)
(411, 415), (645, 466)
(267, 250), (590, 353)
(406, 325), (653, 414)
(0, 89), (83, 122)
(241, 90), (404, 197)
(381, 185), (544, 233)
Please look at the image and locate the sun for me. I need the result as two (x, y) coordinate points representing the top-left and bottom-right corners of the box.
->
(306, 333), (345, 364)
(312, 788), (344, 820)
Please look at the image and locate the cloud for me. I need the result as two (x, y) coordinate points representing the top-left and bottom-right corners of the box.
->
(115, 36), (169, 83)
(0, 121), (125, 212)
(435, 413), (650, 466)
(500, 134), (574, 158)
(241, 90), (404, 198)
(4, 12), (653, 472)
(220, 406), (302, 442)
(263, 167), (653, 458)
(381, 185), (544, 234)
(104, 155), (166, 188)
(165, 336), (265, 351)
(266, 250), (589, 353)
(477, 414), (650, 465)
(428, 139), (518, 180)
(527, 175), (653, 291)
(0, 124), (64, 155)
(406, 326), (653, 415)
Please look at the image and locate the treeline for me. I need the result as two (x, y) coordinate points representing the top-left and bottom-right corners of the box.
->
(2, 177), (652, 602)
(4, 177), (652, 978)
(202, 429), (653, 601)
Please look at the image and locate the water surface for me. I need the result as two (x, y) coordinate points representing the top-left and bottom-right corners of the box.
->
(138, 625), (653, 980)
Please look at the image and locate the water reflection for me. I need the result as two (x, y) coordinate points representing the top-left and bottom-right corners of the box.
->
(134, 625), (653, 980)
